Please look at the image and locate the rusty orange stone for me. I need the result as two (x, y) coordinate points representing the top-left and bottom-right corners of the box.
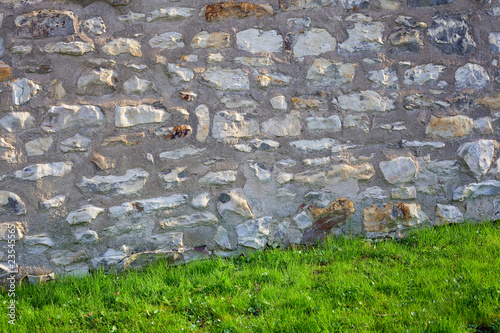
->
(205, 2), (273, 22)
(362, 202), (411, 233)
(0, 62), (12, 82)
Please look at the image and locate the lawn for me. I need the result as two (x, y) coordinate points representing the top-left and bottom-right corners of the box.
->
(1, 222), (499, 332)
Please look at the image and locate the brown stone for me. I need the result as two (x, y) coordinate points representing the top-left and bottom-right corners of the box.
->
(204, 2), (273, 22)
(362, 202), (409, 233)
(301, 198), (355, 244)
(388, 27), (424, 52)
(90, 151), (116, 170)
(291, 96), (325, 110)
(15, 10), (77, 39)
(0, 62), (12, 82)
(101, 133), (145, 147)
(425, 115), (473, 138)
(477, 94), (500, 109)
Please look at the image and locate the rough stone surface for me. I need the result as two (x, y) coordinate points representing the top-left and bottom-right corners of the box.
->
(435, 204), (463, 225)
(202, 67), (249, 91)
(15, 10), (77, 38)
(368, 67), (399, 88)
(12, 78), (41, 105)
(41, 105), (104, 133)
(307, 59), (357, 86)
(25, 137), (53, 156)
(3, 162), (72, 181)
(102, 38), (141, 57)
(217, 188), (253, 220)
(199, 170), (237, 186)
(453, 180), (500, 201)
(362, 202), (429, 234)
(236, 29), (282, 54)
(404, 64), (445, 85)
(293, 28), (336, 58)
(149, 32), (184, 50)
(458, 140), (498, 180)
(427, 15), (475, 55)
(66, 205), (104, 225)
(44, 41), (94, 56)
(425, 115), (473, 138)
(0, 191), (26, 216)
(380, 156), (418, 184)
(306, 116), (342, 132)
(339, 19), (384, 53)
(336, 91), (395, 112)
(261, 111), (301, 137)
(0, 112), (35, 132)
(60, 134), (91, 153)
(212, 111), (259, 141)
(236, 216), (272, 249)
(115, 105), (169, 127)
(455, 63), (490, 91)
(77, 68), (116, 95)
(77, 169), (149, 196)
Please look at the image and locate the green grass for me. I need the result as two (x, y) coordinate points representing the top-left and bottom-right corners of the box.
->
(1, 222), (499, 333)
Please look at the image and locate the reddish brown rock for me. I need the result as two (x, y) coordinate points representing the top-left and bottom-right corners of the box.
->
(362, 202), (429, 233)
(15, 10), (77, 39)
(301, 198), (355, 244)
(425, 115), (473, 138)
(204, 2), (273, 22)
(0, 62), (12, 82)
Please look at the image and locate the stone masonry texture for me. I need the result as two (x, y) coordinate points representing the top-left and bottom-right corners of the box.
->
(0, 0), (499, 275)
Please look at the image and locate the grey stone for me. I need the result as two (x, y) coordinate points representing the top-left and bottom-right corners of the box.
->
(408, 0), (454, 6)
(280, 0), (334, 11)
(23, 234), (54, 254)
(50, 250), (87, 267)
(343, 114), (370, 132)
(77, 168), (149, 196)
(427, 15), (475, 55)
(12, 78), (41, 105)
(391, 186), (417, 199)
(0, 112), (35, 132)
(83, 17), (106, 36)
(455, 63), (489, 91)
(236, 216), (272, 249)
(75, 230), (99, 243)
(290, 138), (337, 152)
(234, 57), (275, 67)
(453, 180), (500, 201)
(202, 67), (249, 91)
(404, 64), (445, 85)
(109, 194), (188, 219)
(92, 248), (128, 267)
(123, 76), (152, 96)
(115, 105), (169, 127)
(195, 105), (210, 142)
(15, 10), (77, 38)
(191, 31), (230, 49)
(191, 193), (210, 209)
(236, 29), (282, 53)
(306, 116), (341, 132)
(165, 63), (194, 85)
(220, 96), (257, 109)
(0, 191), (26, 216)
(303, 156), (331, 167)
(44, 41), (94, 56)
(39, 195), (65, 211)
(262, 111), (301, 137)
(368, 67), (399, 89)
(248, 162), (272, 181)
(293, 211), (313, 230)
(60, 134), (91, 153)
(77, 68), (116, 95)
(339, 20), (384, 53)
(489, 33), (500, 53)
(0, 223), (25, 241)
(380, 156), (418, 184)
(339, 0), (369, 9)
(200, 170), (237, 186)
(255, 72), (294, 88)
(293, 28), (336, 58)
(0, 138), (17, 164)
(214, 226), (232, 250)
(41, 105), (104, 133)
(287, 17), (312, 29)
(159, 146), (205, 160)
(458, 140), (498, 180)
(159, 212), (218, 229)
(217, 188), (254, 220)
(118, 12), (146, 23)
(388, 27), (424, 52)
(25, 137), (53, 156)
(146, 7), (194, 22)
(149, 32), (184, 49)
(473, 117), (494, 135)
(294, 163), (374, 185)
(307, 59), (357, 86)
(159, 167), (187, 188)
(435, 204), (463, 225)
(66, 205), (105, 225)
(270, 96), (287, 111)
(401, 140), (445, 149)
(150, 232), (183, 251)
(336, 91), (395, 112)
(4, 162), (72, 181)
(275, 172), (293, 184)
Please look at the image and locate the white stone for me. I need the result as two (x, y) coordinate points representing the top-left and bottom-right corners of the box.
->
(146, 7), (194, 22)
(303, 156), (331, 166)
(195, 105), (210, 142)
(248, 162), (272, 181)
(39, 195), (66, 211)
(115, 105), (169, 127)
(191, 31), (230, 49)
(458, 140), (498, 180)
(149, 32), (184, 49)
(0, 137), (16, 164)
(234, 57), (275, 67)
(159, 146), (206, 160)
(93, 248), (127, 267)
(255, 72), (294, 88)
(0, 112), (35, 132)
(66, 205), (105, 225)
(207, 53), (224, 63)
(11, 78), (40, 105)
(0, 223), (25, 241)
(102, 38), (141, 57)
(150, 232), (183, 251)
(368, 67), (399, 88)
(202, 67), (249, 91)
(11, 45), (31, 54)
(159, 212), (218, 229)
(165, 63), (194, 85)
(290, 138), (337, 152)
(435, 204), (463, 225)
(236, 216), (272, 249)
(217, 188), (253, 219)
(401, 140), (445, 149)
(275, 172), (293, 184)
(77, 168), (149, 196)
(336, 91), (395, 112)
(306, 59), (357, 86)
(489, 32), (500, 53)
(191, 193), (210, 209)
(293, 28), (336, 58)
(118, 12), (146, 23)
(220, 96), (257, 109)
(83, 17), (106, 36)
(41, 105), (104, 133)
(60, 134), (91, 153)
(159, 167), (187, 188)
(357, 186), (388, 201)
(214, 226), (232, 250)
(474, 117), (494, 135)
(6, 162), (72, 181)
(453, 180), (500, 201)
(343, 114), (371, 132)
(212, 111), (259, 140)
(236, 29), (283, 53)
(77, 68), (116, 95)
(43, 41), (94, 55)
(123, 76), (152, 96)
(262, 111), (301, 137)
(0, 191), (26, 215)
(270, 95), (287, 111)
(339, 21), (384, 52)
(199, 170), (237, 186)
(287, 17), (312, 29)
(404, 64), (445, 85)
(248, 139), (281, 151)
(306, 116), (341, 132)
(109, 194), (188, 219)
(380, 156), (418, 184)
(25, 137), (53, 156)
(455, 63), (490, 91)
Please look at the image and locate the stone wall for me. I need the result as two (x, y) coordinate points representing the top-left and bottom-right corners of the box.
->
(0, 0), (499, 275)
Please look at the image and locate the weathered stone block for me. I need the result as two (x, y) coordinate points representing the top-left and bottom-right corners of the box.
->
(15, 10), (77, 38)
